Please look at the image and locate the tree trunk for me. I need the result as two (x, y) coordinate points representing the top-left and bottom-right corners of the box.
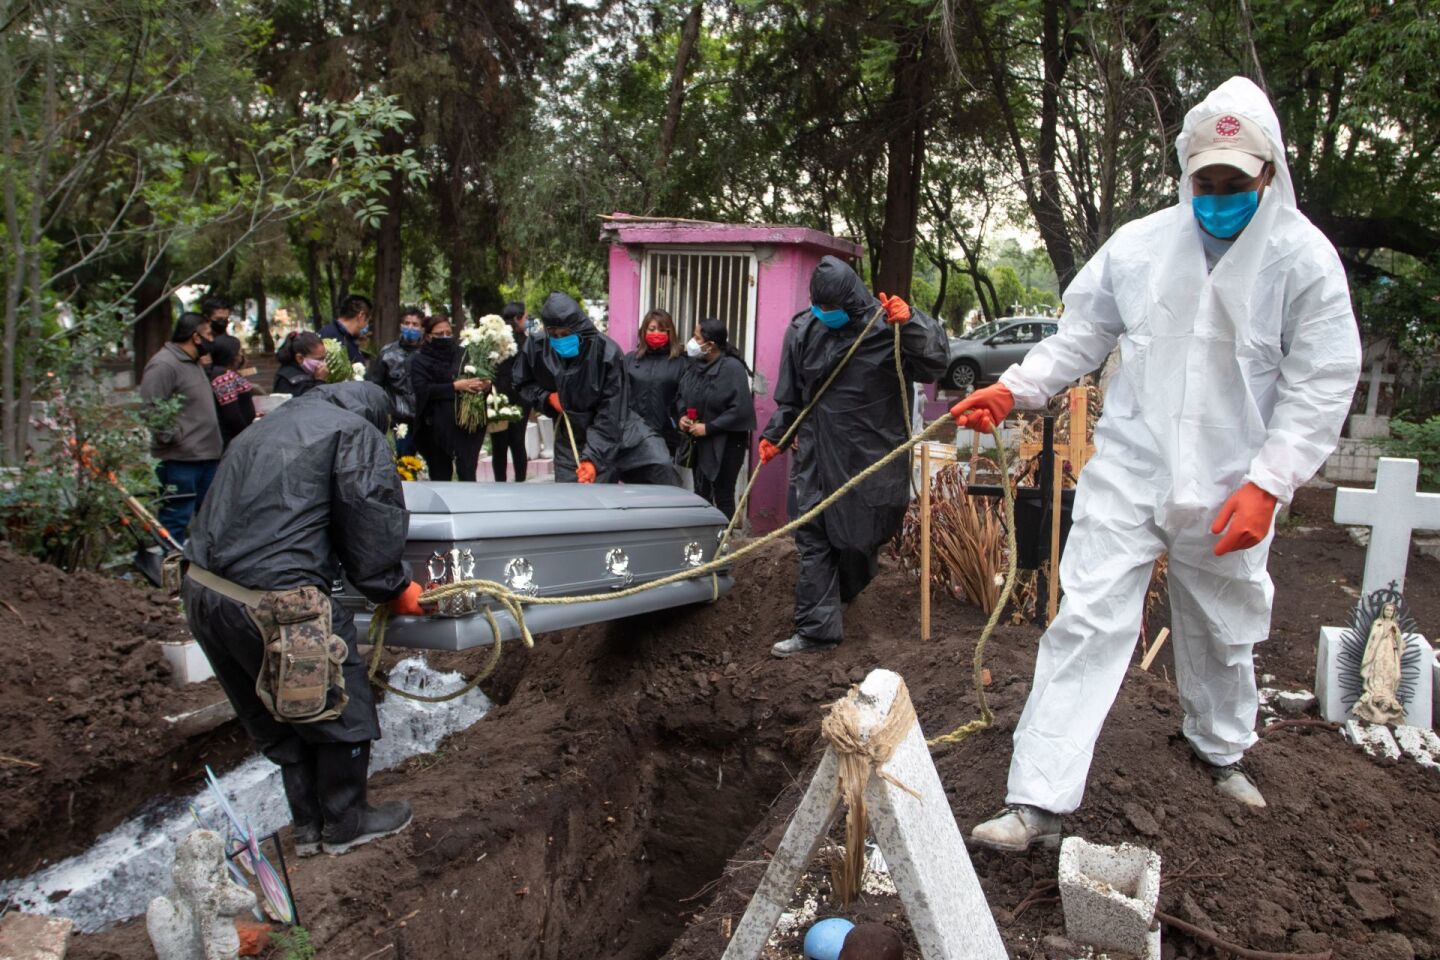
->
(254, 282), (272, 354)
(132, 262), (174, 383)
(874, 30), (930, 300)
(305, 240), (323, 327)
(372, 127), (405, 346)
(647, 1), (705, 212)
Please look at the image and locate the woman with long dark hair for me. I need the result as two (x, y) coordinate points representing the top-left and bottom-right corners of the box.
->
(625, 308), (687, 457)
(409, 315), (490, 481)
(677, 317), (755, 519)
(273, 331), (326, 397)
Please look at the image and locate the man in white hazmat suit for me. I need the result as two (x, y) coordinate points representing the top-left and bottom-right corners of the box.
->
(951, 77), (1360, 851)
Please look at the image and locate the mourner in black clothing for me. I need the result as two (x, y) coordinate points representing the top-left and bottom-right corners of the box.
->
(317, 294), (372, 364)
(367, 306), (423, 455)
(625, 308), (687, 457)
(273, 331), (326, 397)
(183, 382), (426, 857)
(511, 293), (678, 485)
(208, 337), (257, 446)
(410, 314), (489, 481)
(491, 302), (532, 482)
(678, 317), (756, 520)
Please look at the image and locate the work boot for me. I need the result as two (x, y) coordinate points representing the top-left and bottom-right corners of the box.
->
(770, 634), (839, 658)
(316, 742), (413, 856)
(279, 754), (323, 858)
(969, 805), (1062, 852)
(1209, 760), (1266, 808)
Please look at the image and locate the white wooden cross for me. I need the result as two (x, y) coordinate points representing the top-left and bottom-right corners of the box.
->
(1334, 457), (1440, 597)
(720, 669), (1006, 960)
(1358, 360), (1396, 418)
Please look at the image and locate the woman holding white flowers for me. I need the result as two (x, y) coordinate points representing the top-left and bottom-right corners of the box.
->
(410, 315), (489, 481)
(512, 293), (678, 485)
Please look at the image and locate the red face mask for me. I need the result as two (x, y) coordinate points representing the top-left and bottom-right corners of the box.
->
(644, 331), (670, 349)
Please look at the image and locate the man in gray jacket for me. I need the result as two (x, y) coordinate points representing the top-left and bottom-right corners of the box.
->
(139, 312), (223, 542)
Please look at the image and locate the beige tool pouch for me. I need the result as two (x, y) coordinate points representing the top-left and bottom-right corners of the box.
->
(248, 585), (349, 723)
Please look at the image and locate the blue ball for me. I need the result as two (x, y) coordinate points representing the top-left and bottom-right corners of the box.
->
(803, 917), (855, 960)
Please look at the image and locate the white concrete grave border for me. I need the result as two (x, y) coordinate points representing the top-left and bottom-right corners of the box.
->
(720, 668), (1006, 960)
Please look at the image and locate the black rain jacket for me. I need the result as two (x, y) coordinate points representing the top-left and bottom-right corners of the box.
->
(367, 340), (418, 423)
(677, 354), (756, 481)
(626, 350), (688, 452)
(511, 293), (671, 479)
(761, 256), (948, 552)
(185, 381), (409, 603)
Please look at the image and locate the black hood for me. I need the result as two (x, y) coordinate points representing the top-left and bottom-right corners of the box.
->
(809, 256), (878, 324)
(539, 293), (599, 338)
(300, 381), (392, 433)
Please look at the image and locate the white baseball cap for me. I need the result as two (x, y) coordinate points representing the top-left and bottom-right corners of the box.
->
(1185, 112), (1272, 178)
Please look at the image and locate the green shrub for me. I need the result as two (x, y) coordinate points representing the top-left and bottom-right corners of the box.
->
(1384, 416), (1440, 490)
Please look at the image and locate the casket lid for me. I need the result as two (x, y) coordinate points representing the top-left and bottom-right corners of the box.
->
(402, 482), (728, 541)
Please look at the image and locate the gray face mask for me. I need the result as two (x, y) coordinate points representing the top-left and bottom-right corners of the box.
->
(685, 339), (704, 359)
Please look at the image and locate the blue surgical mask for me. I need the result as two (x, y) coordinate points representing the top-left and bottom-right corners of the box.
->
(399, 327), (422, 344)
(550, 333), (580, 358)
(811, 305), (850, 330)
(1192, 191), (1259, 239)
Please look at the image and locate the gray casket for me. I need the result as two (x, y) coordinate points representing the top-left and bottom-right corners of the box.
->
(337, 482), (734, 651)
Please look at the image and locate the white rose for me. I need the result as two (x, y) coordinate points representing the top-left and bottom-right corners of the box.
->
(351, 362), (366, 381)
(395, 424), (409, 439)
(464, 364), (477, 374)
(488, 350), (500, 361)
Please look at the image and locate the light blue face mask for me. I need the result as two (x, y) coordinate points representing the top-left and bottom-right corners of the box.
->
(811, 305), (850, 330)
(549, 333), (580, 358)
(1192, 191), (1259, 239)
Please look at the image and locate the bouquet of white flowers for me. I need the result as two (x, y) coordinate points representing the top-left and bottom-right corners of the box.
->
(484, 390), (526, 434)
(456, 314), (517, 432)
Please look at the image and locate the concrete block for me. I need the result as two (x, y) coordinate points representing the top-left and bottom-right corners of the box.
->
(1058, 837), (1161, 959)
(157, 640), (215, 686)
(1344, 720), (1402, 760)
(0, 911), (74, 960)
(1315, 626), (1433, 728)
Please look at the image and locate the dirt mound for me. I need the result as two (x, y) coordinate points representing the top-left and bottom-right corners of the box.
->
(0, 546), (238, 878)
(58, 499), (1440, 960)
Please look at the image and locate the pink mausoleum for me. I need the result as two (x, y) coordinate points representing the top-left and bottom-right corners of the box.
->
(602, 214), (865, 534)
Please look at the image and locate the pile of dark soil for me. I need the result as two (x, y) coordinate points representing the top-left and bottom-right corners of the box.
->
(0, 546), (241, 877)
(54, 483), (1440, 960)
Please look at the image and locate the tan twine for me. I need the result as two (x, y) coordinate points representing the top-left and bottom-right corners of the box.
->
(819, 678), (921, 906)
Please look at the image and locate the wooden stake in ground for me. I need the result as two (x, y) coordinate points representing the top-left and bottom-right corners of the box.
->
(1047, 453), (1062, 624)
(920, 443), (931, 641)
(1140, 627), (1171, 672)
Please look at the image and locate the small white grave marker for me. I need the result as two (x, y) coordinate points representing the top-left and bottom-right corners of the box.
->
(1333, 458), (1440, 597)
(720, 669), (1006, 960)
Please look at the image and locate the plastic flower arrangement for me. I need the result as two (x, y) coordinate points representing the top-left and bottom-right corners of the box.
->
(455, 314), (517, 432)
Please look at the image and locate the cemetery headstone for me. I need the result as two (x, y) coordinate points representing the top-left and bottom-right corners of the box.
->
(1316, 587), (1432, 729)
(720, 669), (1006, 960)
(1348, 360), (1395, 440)
(1332, 458), (1440, 598)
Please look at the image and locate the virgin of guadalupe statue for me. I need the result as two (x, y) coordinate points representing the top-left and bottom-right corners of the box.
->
(1352, 602), (1407, 725)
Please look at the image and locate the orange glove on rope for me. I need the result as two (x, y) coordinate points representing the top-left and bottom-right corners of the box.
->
(949, 383), (1014, 433)
(1210, 482), (1278, 556)
(877, 292), (911, 325)
(758, 439), (782, 464)
(576, 460), (597, 484)
(547, 392), (563, 414)
(387, 581), (426, 617)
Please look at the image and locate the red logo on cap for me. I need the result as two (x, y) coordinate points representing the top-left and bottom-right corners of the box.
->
(1215, 115), (1242, 138)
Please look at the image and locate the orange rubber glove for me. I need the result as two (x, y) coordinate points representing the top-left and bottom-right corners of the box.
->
(576, 460), (597, 484)
(949, 383), (1014, 433)
(1210, 482), (1278, 556)
(877, 292), (911, 324)
(758, 439), (782, 464)
(547, 392), (563, 414)
(387, 581), (426, 617)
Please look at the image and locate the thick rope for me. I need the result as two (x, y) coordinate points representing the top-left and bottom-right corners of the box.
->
(820, 678), (921, 905)
(926, 426), (1017, 747)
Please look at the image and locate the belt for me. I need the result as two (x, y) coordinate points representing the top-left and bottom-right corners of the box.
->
(185, 564), (266, 607)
